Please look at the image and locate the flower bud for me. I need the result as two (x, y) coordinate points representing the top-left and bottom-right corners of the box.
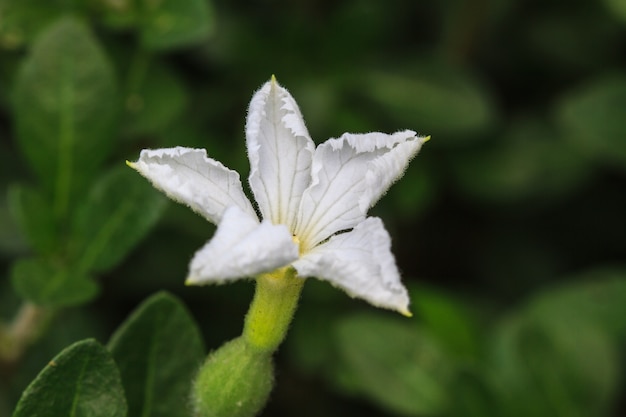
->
(192, 336), (274, 417)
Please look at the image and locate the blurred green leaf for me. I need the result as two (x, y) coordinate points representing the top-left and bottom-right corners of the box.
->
(124, 63), (188, 136)
(0, 193), (28, 256)
(604, 0), (626, 24)
(527, 268), (626, 342)
(525, 12), (620, 73)
(0, 0), (64, 49)
(453, 117), (590, 204)
(556, 74), (626, 168)
(13, 16), (118, 220)
(286, 302), (337, 376)
(12, 338), (127, 417)
(410, 284), (480, 358)
(108, 291), (205, 417)
(141, 0), (214, 51)
(97, 0), (138, 29)
(388, 162), (437, 219)
(8, 306), (110, 392)
(98, 0), (214, 50)
(7, 185), (57, 254)
(70, 166), (167, 273)
(362, 65), (496, 141)
(334, 313), (453, 416)
(11, 257), (98, 307)
(447, 368), (499, 417)
(491, 314), (619, 417)
(472, 229), (562, 296)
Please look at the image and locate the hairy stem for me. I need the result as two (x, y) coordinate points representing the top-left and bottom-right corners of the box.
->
(243, 268), (305, 353)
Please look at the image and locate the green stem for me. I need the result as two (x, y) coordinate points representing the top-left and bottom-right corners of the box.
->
(242, 268), (304, 353)
(1, 303), (53, 366)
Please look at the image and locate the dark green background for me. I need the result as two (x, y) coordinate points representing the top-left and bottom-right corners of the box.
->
(1, 0), (625, 416)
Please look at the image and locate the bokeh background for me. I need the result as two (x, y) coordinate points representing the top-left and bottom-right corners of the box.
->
(1, 0), (625, 416)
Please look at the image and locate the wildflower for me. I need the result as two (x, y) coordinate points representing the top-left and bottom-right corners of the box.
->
(129, 77), (428, 315)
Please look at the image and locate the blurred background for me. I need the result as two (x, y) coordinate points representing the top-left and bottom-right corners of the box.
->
(1, 0), (625, 416)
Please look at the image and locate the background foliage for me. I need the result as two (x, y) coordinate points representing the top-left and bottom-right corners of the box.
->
(1, 0), (625, 416)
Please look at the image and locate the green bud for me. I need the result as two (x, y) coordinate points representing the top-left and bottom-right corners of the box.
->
(192, 336), (274, 417)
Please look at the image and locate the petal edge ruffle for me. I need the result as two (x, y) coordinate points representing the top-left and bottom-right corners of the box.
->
(293, 217), (410, 314)
(246, 78), (315, 230)
(129, 147), (256, 225)
(295, 131), (425, 248)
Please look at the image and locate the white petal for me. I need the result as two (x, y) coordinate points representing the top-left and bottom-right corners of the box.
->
(293, 217), (410, 314)
(129, 147), (256, 225)
(187, 206), (299, 284)
(295, 130), (426, 248)
(246, 77), (315, 230)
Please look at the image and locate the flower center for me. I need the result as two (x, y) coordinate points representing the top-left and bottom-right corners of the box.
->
(292, 235), (304, 256)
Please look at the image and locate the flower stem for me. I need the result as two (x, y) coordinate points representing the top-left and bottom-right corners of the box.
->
(243, 268), (304, 353)
(1, 302), (53, 368)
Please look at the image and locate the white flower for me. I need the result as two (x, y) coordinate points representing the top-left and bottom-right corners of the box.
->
(129, 77), (428, 314)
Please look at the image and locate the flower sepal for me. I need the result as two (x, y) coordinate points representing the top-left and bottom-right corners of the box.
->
(192, 336), (274, 417)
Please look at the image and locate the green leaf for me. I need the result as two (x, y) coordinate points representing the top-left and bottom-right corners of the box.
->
(97, 0), (138, 30)
(0, 0), (65, 49)
(556, 74), (626, 169)
(603, 0), (626, 24)
(141, 0), (214, 51)
(286, 305), (337, 376)
(387, 162), (437, 219)
(527, 268), (626, 343)
(11, 257), (98, 307)
(334, 313), (453, 416)
(7, 185), (57, 254)
(453, 117), (591, 205)
(409, 284), (480, 358)
(524, 13), (620, 73)
(490, 274), (626, 416)
(0, 192), (28, 256)
(491, 314), (619, 417)
(70, 165), (167, 273)
(124, 63), (188, 136)
(13, 16), (118, 220)
(12, 338), (127, 417)
(362, 65), (496, 142)
(108, 292), (205, 417)
(447, 368), (499, 417)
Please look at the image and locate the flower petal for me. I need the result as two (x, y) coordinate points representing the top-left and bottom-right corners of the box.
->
(187, 206), (299, 284)
(246, 77), (315, 230)
(295, 130), (427, 248)
(129, 147), (256, 225)
(293, 217), (410, 314)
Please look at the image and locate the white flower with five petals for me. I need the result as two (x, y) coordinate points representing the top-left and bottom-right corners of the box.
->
(129, 77), (428, 315)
